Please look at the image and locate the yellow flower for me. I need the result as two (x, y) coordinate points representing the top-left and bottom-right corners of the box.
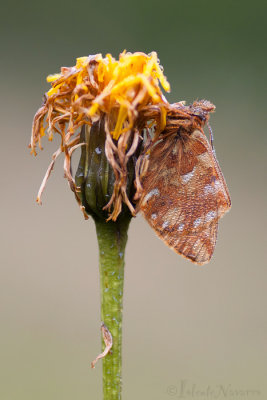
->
(31, 51), (171, 219)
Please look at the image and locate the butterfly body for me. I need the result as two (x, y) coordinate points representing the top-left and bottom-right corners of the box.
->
(140, 127), (231, 265)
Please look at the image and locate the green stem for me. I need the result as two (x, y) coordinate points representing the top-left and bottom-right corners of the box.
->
(94, 215), (131, 400)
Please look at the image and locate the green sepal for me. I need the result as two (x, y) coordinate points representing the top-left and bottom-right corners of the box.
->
(75, 118), (135, 220)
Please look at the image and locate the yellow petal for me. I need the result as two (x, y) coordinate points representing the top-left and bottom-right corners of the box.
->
(88, 102), (99, 117)
(112, 106), (128, 140)
(46, 73), (61, 82)
(47, 84), (61, 96)
(76, 57), (88, 69)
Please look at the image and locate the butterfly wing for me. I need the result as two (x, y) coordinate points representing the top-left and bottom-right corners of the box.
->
(139, 130), (231, 265)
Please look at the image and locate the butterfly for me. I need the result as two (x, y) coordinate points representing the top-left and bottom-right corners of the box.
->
(139, 121), (231, 265)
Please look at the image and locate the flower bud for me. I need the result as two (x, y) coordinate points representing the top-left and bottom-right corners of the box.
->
(75, 118), (135, 220)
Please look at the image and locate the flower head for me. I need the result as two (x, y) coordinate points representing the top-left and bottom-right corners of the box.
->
(31, 51), (172, 219)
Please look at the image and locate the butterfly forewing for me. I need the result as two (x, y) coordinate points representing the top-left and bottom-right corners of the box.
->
(140, 130), (231, 265)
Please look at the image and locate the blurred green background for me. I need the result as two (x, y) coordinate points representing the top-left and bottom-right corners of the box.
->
(1, 0), (266, 399)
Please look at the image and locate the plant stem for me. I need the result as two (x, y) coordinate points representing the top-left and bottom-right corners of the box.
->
(94, 215), (131, 400)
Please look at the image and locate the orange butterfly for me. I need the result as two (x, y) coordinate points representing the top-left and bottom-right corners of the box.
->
(140, 103), (231, 265)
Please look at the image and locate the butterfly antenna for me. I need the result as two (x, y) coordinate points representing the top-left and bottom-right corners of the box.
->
(207, 122), (214, 151)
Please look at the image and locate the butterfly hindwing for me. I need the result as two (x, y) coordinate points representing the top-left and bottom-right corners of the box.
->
(140, 130), (231, 265)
